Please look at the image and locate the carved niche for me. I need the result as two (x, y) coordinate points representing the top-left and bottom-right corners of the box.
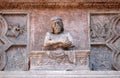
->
(29, 16), (90, 70)
(90, 13), (120, 70)
(0, 14), (28, 71)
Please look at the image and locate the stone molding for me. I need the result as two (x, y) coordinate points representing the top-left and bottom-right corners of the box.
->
(0, 71), (120, 78)
(0, 2), (120, 9)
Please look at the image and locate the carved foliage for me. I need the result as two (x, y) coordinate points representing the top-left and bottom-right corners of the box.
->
(0, 14), (28, 71)
(4, 14), (27, 44)
(90, 15), (114, 42)
(90, 14), (120, 70)
(6, 23), (25, 38)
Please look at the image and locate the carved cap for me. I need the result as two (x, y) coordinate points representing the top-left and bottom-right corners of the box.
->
(50, 16), (64, 34)
(50, 16), (62, 22)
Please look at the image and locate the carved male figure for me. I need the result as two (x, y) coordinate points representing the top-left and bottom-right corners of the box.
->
(44, 16), (74, 50)
(43, 16), (75, 64)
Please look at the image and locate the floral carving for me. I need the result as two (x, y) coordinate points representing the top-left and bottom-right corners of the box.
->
(6, 23), (25, 38)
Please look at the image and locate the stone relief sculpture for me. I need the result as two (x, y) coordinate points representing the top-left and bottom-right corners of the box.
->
(0, 11), (120, 72)
(0, 14), (28, 71)
(90, 14), (120, 70)
(29, 16), (89, 70)
(6, 23), (25, 38)
(0, 15), (12, 70)
(44, 16), (74, 50)
(90, 16), (113, 42)
(43, 16), (75, 64)
(109, 15), (120, 70)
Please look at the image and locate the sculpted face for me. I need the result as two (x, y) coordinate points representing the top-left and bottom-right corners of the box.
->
(51, 17), (64, 34)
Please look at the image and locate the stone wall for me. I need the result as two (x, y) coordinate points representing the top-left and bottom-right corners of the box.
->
(0, 0), (120, 71)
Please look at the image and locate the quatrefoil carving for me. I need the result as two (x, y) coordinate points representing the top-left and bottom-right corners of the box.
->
(0, 15), (12, 70)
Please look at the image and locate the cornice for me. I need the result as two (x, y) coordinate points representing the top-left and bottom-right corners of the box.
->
(0, 2), (120, 9)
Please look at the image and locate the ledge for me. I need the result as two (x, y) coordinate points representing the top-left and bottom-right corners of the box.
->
(30, 50), (90, 53)
(29, 50), (90, 57)
(0, 71), (120, 78)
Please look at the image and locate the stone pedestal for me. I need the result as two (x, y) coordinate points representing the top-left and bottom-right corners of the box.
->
(29, 50), (89, 70)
